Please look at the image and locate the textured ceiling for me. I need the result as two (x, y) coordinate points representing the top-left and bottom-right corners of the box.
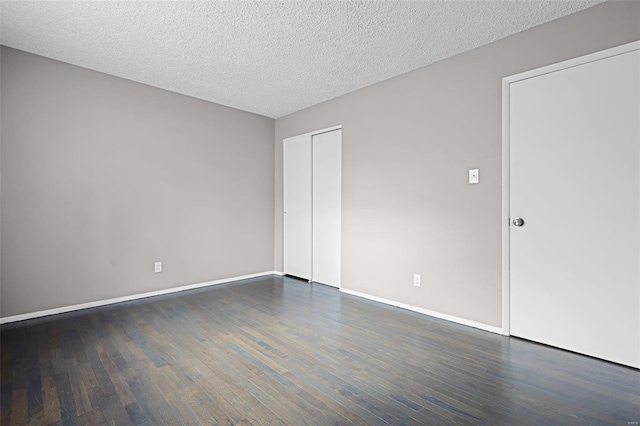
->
(1, 1), (605, 118)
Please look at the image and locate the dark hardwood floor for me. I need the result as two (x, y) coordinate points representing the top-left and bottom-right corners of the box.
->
(1, 275), (639, 425)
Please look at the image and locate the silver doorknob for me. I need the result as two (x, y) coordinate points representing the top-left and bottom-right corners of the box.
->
(512, 218), (525, 227)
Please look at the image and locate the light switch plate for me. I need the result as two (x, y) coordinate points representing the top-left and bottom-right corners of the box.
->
(469, 169), (479, 184)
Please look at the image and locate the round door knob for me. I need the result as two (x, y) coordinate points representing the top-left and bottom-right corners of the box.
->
(512, 218), (525, 227)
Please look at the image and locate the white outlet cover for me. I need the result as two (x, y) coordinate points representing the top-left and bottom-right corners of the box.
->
(413, 274), (421, 287)
(469, 169), (479, 184)
(154, 262), (162, 273)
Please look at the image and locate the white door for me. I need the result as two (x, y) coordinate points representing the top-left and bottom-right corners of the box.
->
(312, 129), (342, 287)
(509, 46), (640, 368)
(283, 135), (312, 280)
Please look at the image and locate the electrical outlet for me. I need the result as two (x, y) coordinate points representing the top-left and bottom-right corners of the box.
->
(413, 274), (421, 287)
(154, 262), (162, 273)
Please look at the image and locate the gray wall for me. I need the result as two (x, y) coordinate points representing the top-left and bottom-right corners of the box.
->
(1, 46), (275, 318)
(274, 1), (640, 328)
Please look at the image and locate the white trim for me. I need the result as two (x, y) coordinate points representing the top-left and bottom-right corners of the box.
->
(503, 40), (640, 85)
(501, 40), (640, 337)
(340, 288), (503, 335)
(501, 77), (511, 336)
(0, 271), (280, 324)
(273, 271), (285, 276)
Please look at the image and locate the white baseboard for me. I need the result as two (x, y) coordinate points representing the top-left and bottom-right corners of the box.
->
(273, 271), (285, 276)
(0, 271), (280, 325)
(339, 288), (503, 335)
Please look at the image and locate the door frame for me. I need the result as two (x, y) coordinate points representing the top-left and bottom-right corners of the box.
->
(283, 124), (342, 282)
(501, 40), (640, 336)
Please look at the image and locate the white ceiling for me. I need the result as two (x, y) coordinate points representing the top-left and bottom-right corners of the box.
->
(1, 1), (605, 118)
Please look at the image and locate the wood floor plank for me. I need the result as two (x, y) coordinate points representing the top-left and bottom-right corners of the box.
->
(94, 353), (137, 408)
(42, 386), (61, 426)
(25, 368), (43, 419)
(7, 388), (27, 426)
(52, 372), (78, 426)
(2, 276), (640, 425)
(170, 387), (219, 426)
(1, 384), (13, 426)
(125, 363), (183, 425)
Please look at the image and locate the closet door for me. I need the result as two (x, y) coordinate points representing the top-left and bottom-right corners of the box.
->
(283, 135), (312, 280)
(312, 129), (342, 287)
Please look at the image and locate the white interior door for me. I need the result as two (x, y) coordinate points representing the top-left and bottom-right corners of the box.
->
(312, 129), (342, 287)
(283, 135), (312, 280)
(509, 47), (640, 368)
